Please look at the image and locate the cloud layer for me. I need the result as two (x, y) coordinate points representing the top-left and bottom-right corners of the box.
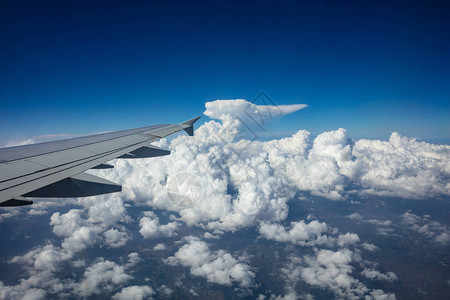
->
(165, 237), (255, 289)
(90, 99), (450, 233)
(1, 98), (448, 299)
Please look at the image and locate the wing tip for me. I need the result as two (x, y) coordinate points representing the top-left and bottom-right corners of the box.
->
(181, 116), (201, 136)
(181, 116), (201, 126)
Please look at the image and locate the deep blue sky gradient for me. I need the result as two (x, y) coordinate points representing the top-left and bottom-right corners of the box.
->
(1, 0), (449, 144)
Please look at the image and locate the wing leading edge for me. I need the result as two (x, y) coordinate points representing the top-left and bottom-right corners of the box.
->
(0, 116), (201, 206)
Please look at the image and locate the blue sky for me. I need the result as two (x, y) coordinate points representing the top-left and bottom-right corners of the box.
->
(1, 0), (449, 144)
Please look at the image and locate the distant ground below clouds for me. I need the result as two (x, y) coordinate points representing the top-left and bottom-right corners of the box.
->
(0, 99), (449, 300)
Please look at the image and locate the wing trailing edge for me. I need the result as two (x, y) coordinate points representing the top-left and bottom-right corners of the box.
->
(23, 173), (121, 198)
(119, 145), (170, 159)
(0, 197), (33, 207)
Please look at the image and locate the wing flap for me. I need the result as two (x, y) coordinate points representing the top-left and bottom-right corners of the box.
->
(91, 163), (114, 169)
(118, 145), (170, 159)
(23, 173), (121, 198)
(0, 197), (33, 207)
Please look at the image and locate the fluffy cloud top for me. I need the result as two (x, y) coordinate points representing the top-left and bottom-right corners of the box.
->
(362, 268), (398, 282)
(4, 245), (143, 299)
(401, 211), (450, 245)
(259, 220), (331, 246)
(204, 99), (307, 122)
(139, 211), (179, 239)
(165, 237), (255, 288)
(354, 133), (450, 199)
(301, 249), (396, 299)
(259, 220), (360, 249)
(74, 259), (133, 297)
(1, 98), (447, 299)
(112, 285), (155, 300)
(88, 98), (450, 234)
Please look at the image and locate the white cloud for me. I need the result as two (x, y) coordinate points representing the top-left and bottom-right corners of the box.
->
(50, 209), (85, 237)
(203, 232), (220, 239)
(2, 138), (35, 147)
(337, 232), (360, 247)
(362, 268), (398, 282)
(73, 259), (133, 297)
(2, 98), (447, 299)
(361, 243), (379, 252)
(139, 211), (180, 238)
(0, 283), (46, 300)
(3, 244), (73, 298)
(301, 249), (396, 299)
(367, 219), (392, 226)
(354, 133), (450, 199)
(259, 220), (361, 250)
(165, 237), (255, 288)
(204, 99), (307, 123)
(153, 243), (166, 251)
(112, 285), (154, 300)
(275, 256), (307, 300)
(401, 211), (450, 245)
(259, 220), (332, 246)
(91, 99), (449, 234)
(346, 212), (362, 220)
(28, 209), (47, 215)
(61, 226), (100, 252)
(48, 195), (132, 253)
(157, 285), (173, 297)
(346, 212), (396, 236)
(104, 228), (131, 248)
(126, 252), (142, 268)
(0, 209), (21, 222)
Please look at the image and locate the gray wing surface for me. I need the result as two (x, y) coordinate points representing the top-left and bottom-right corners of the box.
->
(0, 116), (200, 206)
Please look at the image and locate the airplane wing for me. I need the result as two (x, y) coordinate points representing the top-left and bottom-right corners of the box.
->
(0, 116), (200, 207)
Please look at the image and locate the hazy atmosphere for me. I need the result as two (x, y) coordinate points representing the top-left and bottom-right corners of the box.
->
(1, 1), (449, 299)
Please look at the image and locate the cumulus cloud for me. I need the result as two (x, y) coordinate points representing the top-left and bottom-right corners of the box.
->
(354, 133), (450, 199)
(259, 220), (332, 246)
(91, 99), (449, 234)
(0, 174), (140, 299)
(157, 285), (173, 297)
(361, 243), (379, 252)
(46, 192), (133, 252)
(126, 252), (142, 268)
(73, 259), (133, 297)
(0, 209), (21, 222)
(301, 249), (396, 299)
(336, 232), (360, 247)
(139, 211), (180, 238)
(3, 244), (144, 299)
(362, 268), (398, 282)
(273, 256), (315, 300)
(346, 212), (362, 220)
(0, 284), (46, 300)
(3, 244), (73, 299)
(2, 98), (447, 299)
(401, 211), (450, 245)
(165, 237), (255, 288)
(153, 243), (167, 251)
(104, 228), (131, 248)
(346, 212), (396, 236)
(112, 285), (155, 300)
(259, 220), (360, 249)
(204, 99), (307, 123)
